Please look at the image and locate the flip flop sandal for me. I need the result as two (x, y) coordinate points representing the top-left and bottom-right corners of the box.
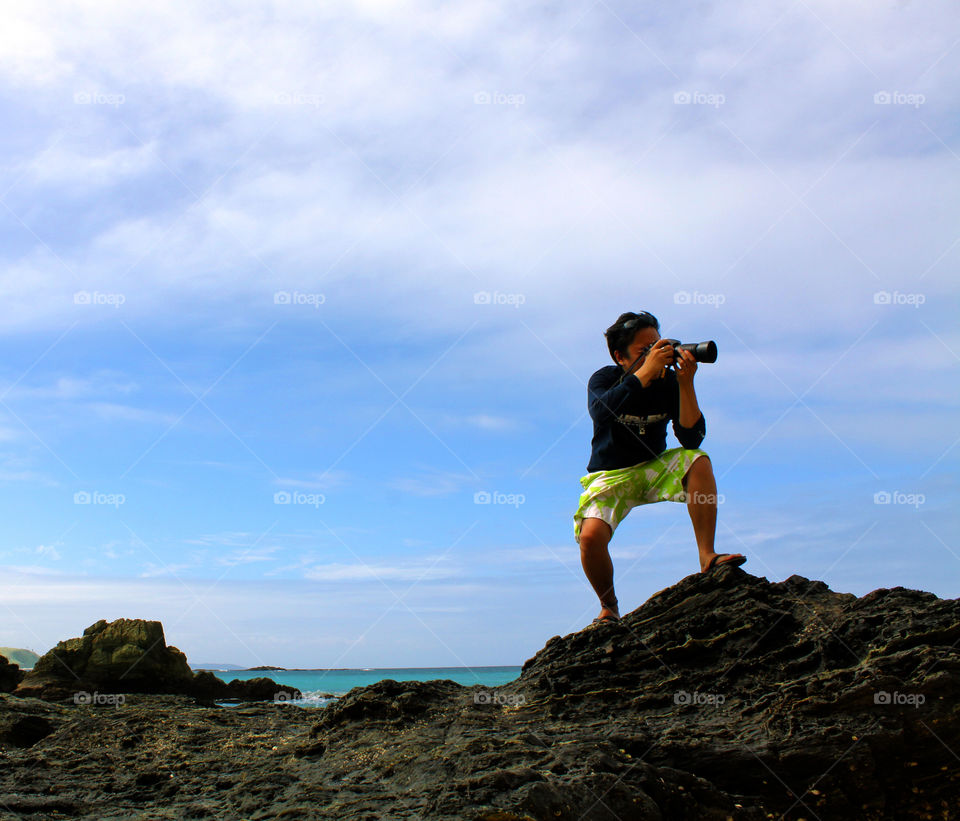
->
(703, 553), (747, 573)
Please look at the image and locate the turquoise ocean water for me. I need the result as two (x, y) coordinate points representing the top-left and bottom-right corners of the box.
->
(206, 666), (522, 707)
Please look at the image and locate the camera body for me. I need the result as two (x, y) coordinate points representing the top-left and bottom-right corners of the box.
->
(662, 339), (718, 364)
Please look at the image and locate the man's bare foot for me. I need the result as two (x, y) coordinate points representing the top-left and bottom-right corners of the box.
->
(700, 552), (747, 573)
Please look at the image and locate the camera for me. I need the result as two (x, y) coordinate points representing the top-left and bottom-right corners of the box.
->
(662, 339), (718, 364)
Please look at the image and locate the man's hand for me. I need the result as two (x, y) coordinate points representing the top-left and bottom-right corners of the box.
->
(675, 348), (698, 387)
(634, 339), (675, 386)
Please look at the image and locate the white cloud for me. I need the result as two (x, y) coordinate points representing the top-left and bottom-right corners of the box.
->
(5, 374), (138, 401)
(34, 543), (61, 560)
(388, 467), (476, 496)
(86, 402), (180, 426)
(138, 562), (202, 578)
(29, 141), (158, 187)
(0, 0), (952, 342)
(3, 564), (71, 576)
(274, 470), (351, 491)
(303, 560), (457, 582)
(443, 413), (520, 432)
(0, 12), (68, 85)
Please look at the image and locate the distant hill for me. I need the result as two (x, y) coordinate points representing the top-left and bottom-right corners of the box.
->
(190, 662), (246, 671)
(0, 647), (41, 669)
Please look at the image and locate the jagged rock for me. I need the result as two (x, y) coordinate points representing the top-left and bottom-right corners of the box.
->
(0, 695), (61, 749)
(224, 676), (300, 702)
(0, 570), (956, 819)
(0, 654), (24, 692)
(14, 619), (300, 703)
(296, 567), (959, 819)
(190, 671), (301, 703)
(16, 618), (194, 700)
(1, 715), (54, 748)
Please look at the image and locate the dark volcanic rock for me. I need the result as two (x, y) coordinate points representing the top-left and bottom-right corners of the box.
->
(0, 569), (956, 819)
(190, 671), (301, 704)
(0, 654), (24, 692)
(502, 568), (960, 819)
(224, 676), (300, 702)
(14, 619), (300, 704)
(16, 618), (195, 700)
(297, 568), (959, 819)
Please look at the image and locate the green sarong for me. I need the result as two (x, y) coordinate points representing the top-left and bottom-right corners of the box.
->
(573, 447), (709, 543)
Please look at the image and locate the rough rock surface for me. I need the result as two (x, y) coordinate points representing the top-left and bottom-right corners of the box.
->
(14, 619), (300, 704)
(0, 568), (956, 820)
(0, 655), (24, 693)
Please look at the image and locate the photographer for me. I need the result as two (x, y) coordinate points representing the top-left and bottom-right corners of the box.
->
(574, 311), (746, 625)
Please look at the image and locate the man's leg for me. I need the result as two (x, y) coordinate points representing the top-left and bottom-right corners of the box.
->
(683, 455), (743, 571)
(578, 517), (620, 620)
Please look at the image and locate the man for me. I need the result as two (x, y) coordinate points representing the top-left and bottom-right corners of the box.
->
(574, 311), (746, 624)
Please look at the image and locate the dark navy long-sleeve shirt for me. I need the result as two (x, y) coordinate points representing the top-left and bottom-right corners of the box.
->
(586, 364), (706, 472)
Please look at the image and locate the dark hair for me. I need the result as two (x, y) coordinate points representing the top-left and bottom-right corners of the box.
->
(604, 311), (660, 364)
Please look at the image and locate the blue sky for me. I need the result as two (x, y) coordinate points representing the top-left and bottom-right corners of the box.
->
(0, 0), (957, 668)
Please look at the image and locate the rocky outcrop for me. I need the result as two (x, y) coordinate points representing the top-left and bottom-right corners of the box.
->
(0, 569), (956, 819)
(15, 619), (300, 703)
(0, 654), (25, 692)
(295, 567), (959, 819)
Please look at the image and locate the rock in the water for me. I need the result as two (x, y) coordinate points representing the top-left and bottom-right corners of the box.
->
(223, 676), (300, 702)
(14, 618), (300, 703)
(16, 618), (194, 700)
(189, 670), (300, 703)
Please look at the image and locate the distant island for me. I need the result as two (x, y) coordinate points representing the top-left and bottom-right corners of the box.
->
(0, 647), (40, 669)
(248, 665), (287, 671)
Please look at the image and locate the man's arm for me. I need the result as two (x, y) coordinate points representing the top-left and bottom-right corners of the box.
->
(674, 349), (705, 446)
(589, 340), (678, 423)
(678, 380), (701, 429)
(587, 368), (650, 425)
